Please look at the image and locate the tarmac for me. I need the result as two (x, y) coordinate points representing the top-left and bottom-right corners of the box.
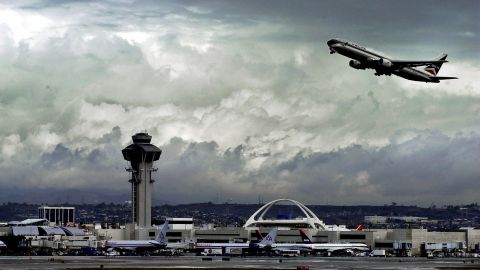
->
(0, 255), (479, 270)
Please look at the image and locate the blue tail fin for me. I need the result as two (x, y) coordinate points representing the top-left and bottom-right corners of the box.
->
(155, 221), (169, 244)
(259, 228), (277, 246)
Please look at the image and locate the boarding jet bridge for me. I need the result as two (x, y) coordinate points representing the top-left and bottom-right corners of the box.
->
(243, 199), (327, 230)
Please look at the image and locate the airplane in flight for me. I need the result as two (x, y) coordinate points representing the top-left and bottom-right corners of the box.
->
(327, 38), (457, 83)
(105, 221), (169, 254)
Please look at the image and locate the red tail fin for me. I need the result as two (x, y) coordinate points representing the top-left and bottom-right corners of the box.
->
(299, 229), (312, 243)
(424, 53), (448, 76)
(255, 229), (263, 240)
(356, 225), (364, 231)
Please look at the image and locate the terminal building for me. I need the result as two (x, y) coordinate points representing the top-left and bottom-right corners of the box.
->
(2, 199), (479, 256)
(93, 198), (480, 256)
(38, 206), (75, 226)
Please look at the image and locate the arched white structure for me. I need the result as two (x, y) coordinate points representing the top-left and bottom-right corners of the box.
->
(243, 198), (327, 230)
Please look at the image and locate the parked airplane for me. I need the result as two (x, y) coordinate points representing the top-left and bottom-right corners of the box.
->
(255, 228), (368, 255)
(196, 228), (278, 252)
(254, 228), (278, 248)
(255, 228), (316, 254)
(195, 241), (250, 249)
(105, 222), (169, 253)
(0, 240), (6, 253)
(299, 229), (369, 253)
(327, 38), (457, 83)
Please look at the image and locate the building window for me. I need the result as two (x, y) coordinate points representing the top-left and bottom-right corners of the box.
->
(376, 242), (393, 248)
(340, 234), (366, 240)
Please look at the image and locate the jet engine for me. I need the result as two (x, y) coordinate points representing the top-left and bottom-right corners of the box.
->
(349, 60), (366, 70)
(378, 58), (392, 68)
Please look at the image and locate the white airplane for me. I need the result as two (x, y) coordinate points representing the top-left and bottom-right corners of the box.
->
(254, 228), (278, 248)
(196, 239), (251, 249)
(256, 228), (368, 255)
(298, 229), (369, 253)
(105, 222), (169, 253)
(195, 228), (278, 252)
(255, 228), (313, 254)
(327, 38), (457, 83)
(0, 240), (6, 252)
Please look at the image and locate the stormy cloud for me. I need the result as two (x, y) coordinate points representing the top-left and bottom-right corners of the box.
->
(0, 0), (479, 205)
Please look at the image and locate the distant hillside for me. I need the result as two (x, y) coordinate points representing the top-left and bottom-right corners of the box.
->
(1, 202), (478, 231)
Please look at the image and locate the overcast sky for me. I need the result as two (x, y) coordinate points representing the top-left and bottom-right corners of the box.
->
(0, 0), (479, 206)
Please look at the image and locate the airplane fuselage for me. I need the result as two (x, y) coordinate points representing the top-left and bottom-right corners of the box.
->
(105, 239), (166, 252)
(196, 242), (250, 249)
(270, 242), (368, 252)
(328, 39), (445, 83)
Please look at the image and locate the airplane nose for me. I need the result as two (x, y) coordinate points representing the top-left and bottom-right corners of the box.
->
(327, 39), (336, 46)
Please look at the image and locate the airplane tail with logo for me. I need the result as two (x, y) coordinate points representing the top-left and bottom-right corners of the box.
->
(299, 229), (313, 244)
(255, 229), (264, 241)
(155, 221), (169, 244)
(424, 54), (457, 81)
(424, 53), (447, 76)
(259, 228), (277, 246)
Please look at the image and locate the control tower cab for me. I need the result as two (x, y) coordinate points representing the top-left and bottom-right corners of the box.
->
(122, 132), (162, 227)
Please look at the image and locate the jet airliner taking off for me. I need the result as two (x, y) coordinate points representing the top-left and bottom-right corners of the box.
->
(327, 39), (457, 83)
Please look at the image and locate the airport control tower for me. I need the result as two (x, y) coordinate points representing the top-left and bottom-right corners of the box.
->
(122, 132), (162, 227)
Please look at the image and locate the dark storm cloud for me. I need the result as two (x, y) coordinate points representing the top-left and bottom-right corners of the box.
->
(31, 131), (480, 205)
(189, 0), (479, 60)
(265, 131), (480, 205)
(0, 0), (479, 205)
(1, 127), (478, 205)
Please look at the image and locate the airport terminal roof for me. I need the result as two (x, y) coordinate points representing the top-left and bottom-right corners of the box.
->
(61, 227), (86, 236)
(11, 226), (85, 236)
(8, 219), (48, 226)
(39, 226), (66, 236)
(12, 226), (39, 236)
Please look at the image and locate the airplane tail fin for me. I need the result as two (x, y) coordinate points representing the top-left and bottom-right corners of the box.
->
(156, 221), (169, 244)
(259, 228), (277, 246)
(299, 229), (313, 244)
(356, 225), (364, 231)
(255, 229), (263, 240)
(424, 53), (447, 76)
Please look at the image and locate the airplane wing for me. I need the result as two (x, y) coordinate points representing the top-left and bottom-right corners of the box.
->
(326, 247), (344, 252)
(272, 246), (311, 252)
(391, 60), (448, 68)
(433, 76), (458, 80)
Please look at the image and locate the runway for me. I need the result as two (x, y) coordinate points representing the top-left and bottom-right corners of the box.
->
(0, 256), (479, 270)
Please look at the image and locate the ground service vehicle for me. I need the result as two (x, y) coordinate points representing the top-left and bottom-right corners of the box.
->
(369, 250), (386, 257)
